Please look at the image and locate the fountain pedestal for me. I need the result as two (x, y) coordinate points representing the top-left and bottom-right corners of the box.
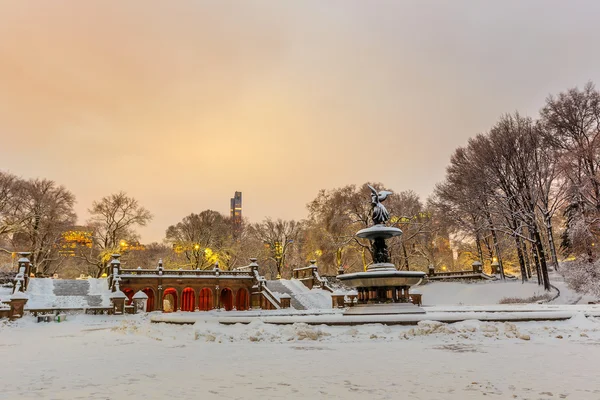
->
(337, 224), (426, 315)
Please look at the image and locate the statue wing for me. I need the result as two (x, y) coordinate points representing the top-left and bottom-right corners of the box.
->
(367, 184), (378, 196)
(378, 190), (393, 202)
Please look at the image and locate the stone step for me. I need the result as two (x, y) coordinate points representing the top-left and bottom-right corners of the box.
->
(86, 295), (103, 307)
(53, 280), (90, 297)
(266, 280), (306, 310)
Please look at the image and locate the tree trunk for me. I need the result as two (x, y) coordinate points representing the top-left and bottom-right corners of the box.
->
(486, 216), (505, 280)
(530, 230), (542, 285)
(475, 232), (484, 264)
(520, 237), (532, 279)
(401, 243), (410, 271)
(532, 226), (551, 291)
(514, 234), (527, 283)
(545, 214), (559, 271)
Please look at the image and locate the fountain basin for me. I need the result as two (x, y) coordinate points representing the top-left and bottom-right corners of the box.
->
(337, 270), (425, 288)
(356, 225), (402, 240)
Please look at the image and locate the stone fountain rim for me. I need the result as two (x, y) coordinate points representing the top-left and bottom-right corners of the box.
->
(356, 225), (403, 239)
(337, 270), (426, 280)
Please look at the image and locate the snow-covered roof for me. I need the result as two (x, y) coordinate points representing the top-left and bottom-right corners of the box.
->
(11, 291), (28, 300)
(132, 290), (148, 300)
(110, 290), (127, 299)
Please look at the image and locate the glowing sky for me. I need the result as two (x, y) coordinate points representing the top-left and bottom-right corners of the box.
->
(2, 1), (600, 242)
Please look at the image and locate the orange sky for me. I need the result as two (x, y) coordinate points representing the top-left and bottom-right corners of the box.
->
(1, 1), (600, 242)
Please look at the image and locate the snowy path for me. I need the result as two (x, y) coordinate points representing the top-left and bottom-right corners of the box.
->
(2, 314), (600, 399)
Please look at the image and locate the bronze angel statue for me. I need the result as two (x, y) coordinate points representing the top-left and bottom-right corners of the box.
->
(368, 184), (393, 225)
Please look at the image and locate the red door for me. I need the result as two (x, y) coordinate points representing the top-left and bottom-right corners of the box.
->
(181, 288), (195, 311)
(199, 288), (213, 311)
(236, 288), (249, 311)
(220, 288), (233, 311)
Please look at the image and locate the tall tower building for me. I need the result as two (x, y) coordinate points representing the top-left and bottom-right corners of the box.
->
(230, 191), (242, 232)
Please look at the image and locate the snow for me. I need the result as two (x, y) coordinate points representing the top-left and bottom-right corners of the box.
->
(548, 269), (598, 305)
(411, 279), (556, 306)
(23, 278), (56, 308)
(281, 279), (332, 310)
(24, 278), (112, 309)
(0, 285), (12, 303)
(110, 290), (127, 299)
(2, 312), (600, 399)
(132, 290), (148, 300)
(10, 291), (28, 300)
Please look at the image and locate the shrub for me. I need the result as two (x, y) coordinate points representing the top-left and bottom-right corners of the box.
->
(499, 294), (554, 304)
(561, 258), (600, 297)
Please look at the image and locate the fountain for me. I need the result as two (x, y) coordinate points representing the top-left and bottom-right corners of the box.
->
(337, 185), (426, 315)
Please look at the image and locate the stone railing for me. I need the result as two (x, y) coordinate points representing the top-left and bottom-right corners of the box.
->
(292, 260), (334, 292)
(119, 268), (253, 278)
(260, 285), (281, 310)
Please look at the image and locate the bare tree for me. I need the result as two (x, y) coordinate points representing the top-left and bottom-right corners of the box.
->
(540, 82), (600, 260)
(79, 192), (152, 277)
(15, 179), (77, 276)
(249, 218), (302, 279)
(165, 210), (233, 269)
(0, 171), (27, 248)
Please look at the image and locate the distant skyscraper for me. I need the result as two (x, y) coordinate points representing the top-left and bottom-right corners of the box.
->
(230, 191), (242, 233)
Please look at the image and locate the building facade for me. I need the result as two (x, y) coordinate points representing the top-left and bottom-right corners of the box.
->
(230, 191), (242, 234)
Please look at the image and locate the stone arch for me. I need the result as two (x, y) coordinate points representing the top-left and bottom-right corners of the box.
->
(220, 288), (233, 311)
(181, 287), (195, 312)
(198, 287), (213, 311)
(236, 288), (249, 311)
(163, 287), (178, 312)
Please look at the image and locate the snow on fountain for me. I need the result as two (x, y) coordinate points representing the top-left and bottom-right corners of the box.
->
(338, 184), (426, 315)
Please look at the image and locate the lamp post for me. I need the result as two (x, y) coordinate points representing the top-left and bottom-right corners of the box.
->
(274, 242), (283, 279)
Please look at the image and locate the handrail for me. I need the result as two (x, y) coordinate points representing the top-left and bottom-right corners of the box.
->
(313, 270), (334, 293)
(260, 286), (281, 309)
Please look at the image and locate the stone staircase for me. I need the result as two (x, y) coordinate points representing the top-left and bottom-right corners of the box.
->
(52, 280), (104, 306)
(25, 278), (110, 309)
(266, 280), (306, 310)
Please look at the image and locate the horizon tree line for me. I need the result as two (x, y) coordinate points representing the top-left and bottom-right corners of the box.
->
(1, 82), (600, 294)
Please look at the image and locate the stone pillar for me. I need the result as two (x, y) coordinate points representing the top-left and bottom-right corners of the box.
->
(331, 291), (345, 308)
(0, 301), (10, 319)
(9, 289), (28, 319)
(472, 261), (483, 273)
(110, 281), (127, 315)
(310, 260), (318, 289)
(491, 261), (501, 274)
(15, 252), (32, 291)
(280, 294), (291, 308)
(132, 290), (149, 312)
(428, 264), (435, 276)
(110, 254), (121, 279)
(157, 259), (164, 311)
(346, 290), (358, 307)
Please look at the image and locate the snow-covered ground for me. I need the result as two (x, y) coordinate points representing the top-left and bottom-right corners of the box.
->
(1, 314), (600, 399)
(411, 279), (557, 306)
(0, 285), (11, 303)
